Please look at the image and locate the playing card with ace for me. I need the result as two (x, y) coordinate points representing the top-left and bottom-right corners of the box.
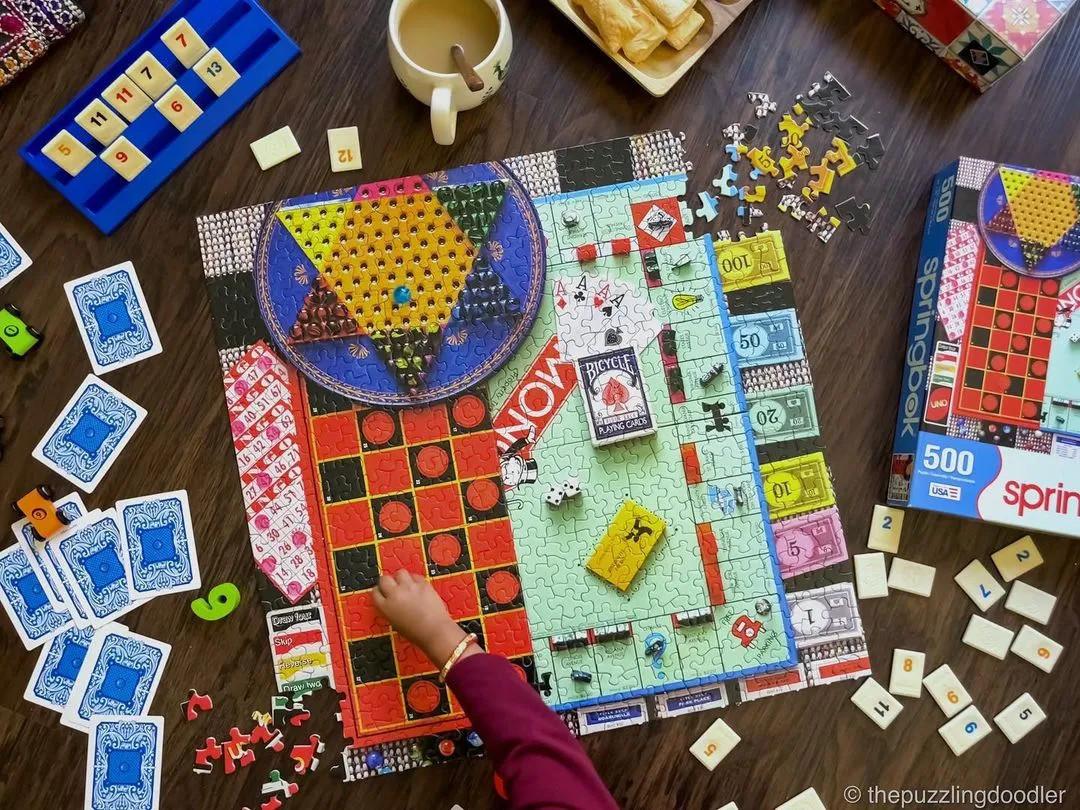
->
(553, 274), (660, 361)
(576, 347), (656, 446)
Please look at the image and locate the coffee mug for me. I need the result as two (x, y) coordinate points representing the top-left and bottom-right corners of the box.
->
(388, 0), (512, 146)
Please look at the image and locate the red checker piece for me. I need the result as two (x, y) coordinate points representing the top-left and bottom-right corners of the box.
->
(995, 312), (1013, 329)
(428, 533), (462, 567)
(452, 394), (487, 430)
(1001, 271), (1019, 288)
(1035, 318), (1054, 336)
(1022, 401), (1040, 419)
(378, 500), (414, 535)
(406, 679), (442, 714)
(466, 479), (500, 512)
(416, 445), (450, 479)
(361, 411), (397, 446)
(1042, 279), (1060, 296)
(439, 739), (456, 757)
(982, 394), (1000, 411)
(989, 354), (1007, 372)
(1011, 334), (1029, 352)
(485, 570), (521, 605)
(1018, 295), (1036, 312)
(1030, 359), (1048, 378)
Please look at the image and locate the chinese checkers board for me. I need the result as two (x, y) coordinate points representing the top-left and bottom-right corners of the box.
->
(891, 159), (1080, 539)
(197, 131), (867, 780)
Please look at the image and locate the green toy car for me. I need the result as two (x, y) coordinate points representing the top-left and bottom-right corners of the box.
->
(0, 304), (43, 358)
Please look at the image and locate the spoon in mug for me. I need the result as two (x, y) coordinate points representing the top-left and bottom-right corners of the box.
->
(451, 44), (486, 92)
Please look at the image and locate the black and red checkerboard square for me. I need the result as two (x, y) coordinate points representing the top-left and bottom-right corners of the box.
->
(955, 261), (1059, 427)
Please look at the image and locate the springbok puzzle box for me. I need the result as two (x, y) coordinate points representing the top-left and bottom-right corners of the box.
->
(889, 157), (1080, 539)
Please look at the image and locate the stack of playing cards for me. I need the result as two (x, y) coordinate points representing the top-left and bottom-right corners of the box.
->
(576, 346), (657, 447)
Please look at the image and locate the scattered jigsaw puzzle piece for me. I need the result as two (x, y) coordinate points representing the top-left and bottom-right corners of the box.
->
(740, 185), (766, 203)
(290, 734), (326, 774)
(779, 143), (811, 182)
(194, 738), (223, 775)
(778, 113), (811, 147)
(803, 163), (836, 198)
(182, 689), (213, 721)
(823, 137), (857, 176)
(746, 146), (780, 178)
(712, 164), (740, 198)
(696, 192), (721, 222)
(835, 197), (873, 234)
(821, 114), (868, 144)
(748, 91), (777, 118)
(853, 133), (886, 170)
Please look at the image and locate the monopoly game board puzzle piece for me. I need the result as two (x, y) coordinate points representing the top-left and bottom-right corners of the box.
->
(198, 132), (865, 781)
(889, 159), (1080, 538)
(20, 0), (300, 233)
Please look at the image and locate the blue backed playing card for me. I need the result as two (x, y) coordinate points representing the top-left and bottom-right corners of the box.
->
(12, 491), (87, 613)
(118, 491), (200, 599)
(33, 374), (147, 493)
(0, 220), (32, 290)
(62, 626), (170, 732)
(0, 542), (72, 649)
(24, 623), (102, 713)
(85, 715), (163, 810)
(53, 510), (136, 627)
(64, 262), (162, 375)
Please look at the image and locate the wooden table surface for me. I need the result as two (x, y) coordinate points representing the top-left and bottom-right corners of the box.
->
(2, 0), (1078, 807)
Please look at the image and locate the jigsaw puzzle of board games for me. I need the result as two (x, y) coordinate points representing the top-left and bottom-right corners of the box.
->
(197, 130), (869, 779)
(890, 158), (1080, 538)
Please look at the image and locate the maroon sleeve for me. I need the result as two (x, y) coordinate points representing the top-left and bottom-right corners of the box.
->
(446, 653), (620, 810)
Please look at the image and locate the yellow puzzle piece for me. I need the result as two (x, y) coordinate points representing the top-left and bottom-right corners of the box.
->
(742, 185), (767, 203)
(746, 146), (780, 178)
(779, 143), (810, 182)
(802, 162), (836, 199)
(823, 137), (857, 176)
(586, 500), (667, 592)
(778, 113), (811, 147)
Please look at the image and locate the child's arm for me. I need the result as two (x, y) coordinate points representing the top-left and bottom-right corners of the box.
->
(374, 570), (620, 810)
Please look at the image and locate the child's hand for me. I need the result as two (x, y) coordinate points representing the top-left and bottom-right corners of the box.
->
(373, 570), (469, 668)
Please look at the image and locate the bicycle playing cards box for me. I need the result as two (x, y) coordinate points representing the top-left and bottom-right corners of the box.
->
(889, 157), (1080, 539)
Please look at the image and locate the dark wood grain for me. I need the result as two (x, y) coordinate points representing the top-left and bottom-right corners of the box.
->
(2, 1), (1079, 808)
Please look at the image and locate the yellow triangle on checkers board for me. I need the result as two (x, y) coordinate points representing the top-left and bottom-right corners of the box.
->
(586, 500), (667, 592)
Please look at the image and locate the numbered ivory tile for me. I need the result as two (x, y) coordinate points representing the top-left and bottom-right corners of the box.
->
(850, 677), (902, 729)
(854, 552), (888, 599)
(867, 504), (904, 553)
(103, 75), (153, 122)
(888, 557), (935, 596)
(938, 705), (992, 756)
(101, 136), (150, 181)
(922, 664), (972, 718)
(717, 804), (739, 810)
(1010, 625), (1062, 673)
(126, 51), (175, 99)
(889, 648), (925, 698)
(328, 126), (363, 172)
(250, 126), (301, 171)
(954, 559), (1005, 611)
(195, 48), (240, 96)
(775, 787), (826, 810)
(1004, 580), (1057, 625)
(993, 693), (1046, 744)
(161, 18), (209, 68)
(41, 129), (96, 176)
(155, 85), (203, 132)
(74, 98), (127, 146)
(962, 614), (1014, 660)
(991, 535), (1042, 582)
(689, 717), (740, 771)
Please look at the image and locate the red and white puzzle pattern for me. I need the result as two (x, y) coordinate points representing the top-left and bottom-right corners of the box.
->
(225, 342), (317, 602)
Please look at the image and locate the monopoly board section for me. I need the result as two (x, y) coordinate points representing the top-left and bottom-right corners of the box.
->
(890, 159), (1080, 539)
(198, 131), (865, 781)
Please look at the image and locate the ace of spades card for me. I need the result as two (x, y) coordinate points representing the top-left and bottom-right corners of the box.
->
(576, 346), (657, 446)
(553, 274), (659, 361)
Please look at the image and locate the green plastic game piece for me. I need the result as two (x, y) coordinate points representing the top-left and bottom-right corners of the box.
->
(190, 582), (241, 621)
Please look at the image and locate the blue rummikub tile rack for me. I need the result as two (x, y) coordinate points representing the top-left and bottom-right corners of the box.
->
(20, 0), (300, 234)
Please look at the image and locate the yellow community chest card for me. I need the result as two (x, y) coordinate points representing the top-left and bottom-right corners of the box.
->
(586, 500), (667, 592)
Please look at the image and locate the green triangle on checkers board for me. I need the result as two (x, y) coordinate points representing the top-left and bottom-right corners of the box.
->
(435, 180), (507, 247)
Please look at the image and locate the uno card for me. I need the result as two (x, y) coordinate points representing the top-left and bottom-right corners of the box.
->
(24, 624), (100, 713)
(52, 510), (137, 627)
(266, 605), (333, 693)
(62, 625), (170, 732)
(33, 374), (147, 493)
(64, 262), (162, 375)
(12, 491), (87, 612)
(85, 715), (163, 810)
(117, 491), (200, 600)
(576, 347), (656, 446)
(0, 219), (32, 290)
(0, 542), (72, 649)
